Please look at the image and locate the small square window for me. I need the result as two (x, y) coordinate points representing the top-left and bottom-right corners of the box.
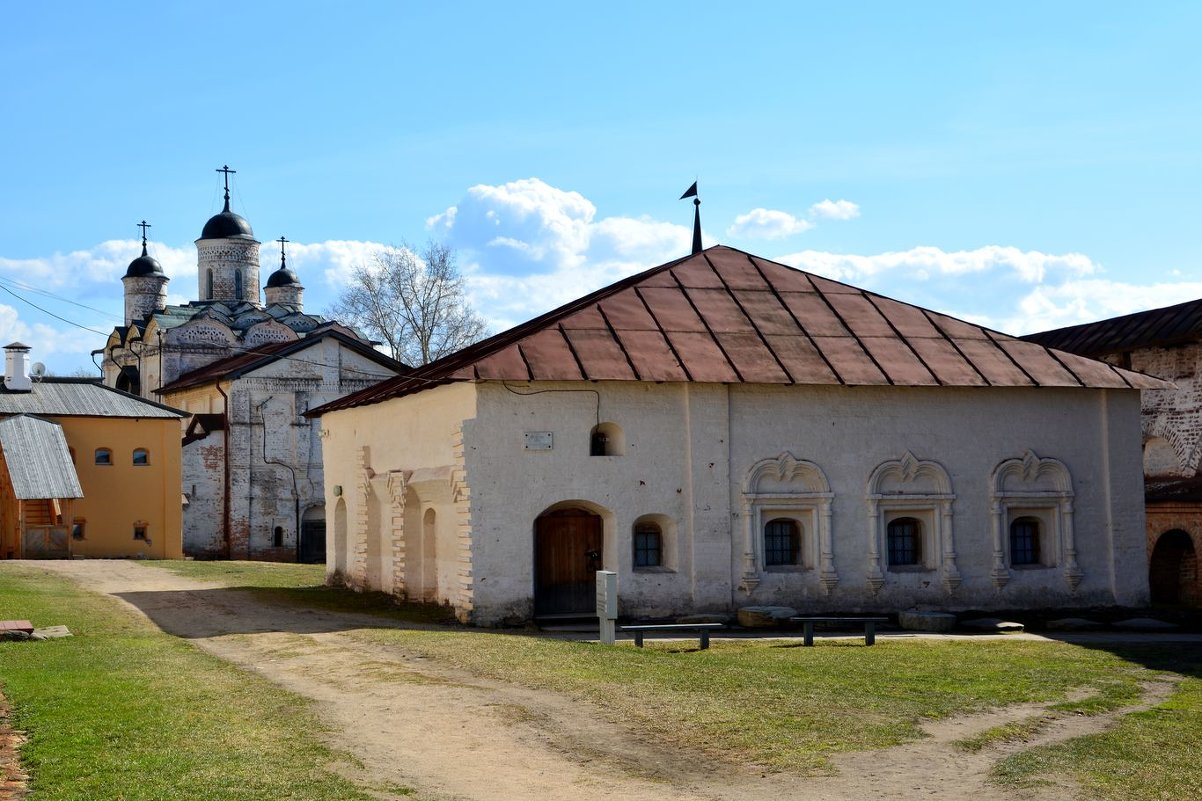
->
(633, 524), (662, 567)
(72, 520), (86, 540)
(132, 448), (149, 466)
(764, 518), (801, 566)
(95, 448), (112, 466)
(133, 525), (148, 541)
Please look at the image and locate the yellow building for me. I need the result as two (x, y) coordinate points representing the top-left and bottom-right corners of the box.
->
(0, 343), (185, 559)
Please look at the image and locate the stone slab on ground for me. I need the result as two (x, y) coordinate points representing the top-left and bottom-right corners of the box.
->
(959, 618), (1024, 633)
(736, 606), (797, 628)
(1046, 617), (1103, 631)
(31, 626), (72, 640)
(1114, 617), (1179, 631)
(898, 611), (957, 633)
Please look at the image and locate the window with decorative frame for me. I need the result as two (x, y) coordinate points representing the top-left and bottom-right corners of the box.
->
(865, 452), (959, 592)
(989, 451), (1078, 589)
(739, 453), (834, 592)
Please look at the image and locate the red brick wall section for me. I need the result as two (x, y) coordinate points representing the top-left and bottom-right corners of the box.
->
(1146, 503), (1202, 605)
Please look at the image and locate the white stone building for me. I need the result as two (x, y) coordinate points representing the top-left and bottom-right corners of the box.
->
(101, 180), (404, 560)
(310, 246), (1165, 623)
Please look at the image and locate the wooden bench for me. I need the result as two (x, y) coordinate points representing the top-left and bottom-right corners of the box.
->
(790, 617), (889, 646)
(620, 623), (724, 649)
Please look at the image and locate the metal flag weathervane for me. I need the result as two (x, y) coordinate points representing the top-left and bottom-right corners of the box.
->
(680, 181), (702, 255)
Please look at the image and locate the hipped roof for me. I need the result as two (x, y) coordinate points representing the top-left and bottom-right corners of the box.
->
(1022, 297), (1202, 357)
(157, 326), (406, 395)
(0, 415), (83, 500)
(310, 246), (1168, 416)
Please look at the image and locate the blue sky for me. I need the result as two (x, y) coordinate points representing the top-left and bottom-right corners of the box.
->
(3, 2), (1201, 373)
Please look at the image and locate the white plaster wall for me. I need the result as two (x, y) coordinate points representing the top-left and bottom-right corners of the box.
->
(322, 379), (1149, 624)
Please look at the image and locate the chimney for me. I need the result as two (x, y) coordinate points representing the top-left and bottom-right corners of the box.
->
(4, 343), (32, 392)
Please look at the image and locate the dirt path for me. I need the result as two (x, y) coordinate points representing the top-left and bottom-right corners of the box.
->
(36, 561), (1175, 801)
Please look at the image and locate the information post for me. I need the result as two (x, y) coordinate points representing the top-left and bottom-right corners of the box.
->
(596, 570), (617, 645)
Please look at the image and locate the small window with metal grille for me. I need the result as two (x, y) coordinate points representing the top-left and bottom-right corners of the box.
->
(633, 523), (662, 568)
(887, 517), (922, 567)
(1009, 517), (1042, 566)
(764, 518), (801, 566)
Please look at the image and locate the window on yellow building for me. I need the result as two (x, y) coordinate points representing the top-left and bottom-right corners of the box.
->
(133, 448), (150, 466)
(133, 523), (148, 541)
(95, 448), (112, 466)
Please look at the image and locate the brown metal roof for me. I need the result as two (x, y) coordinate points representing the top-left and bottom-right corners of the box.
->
(157, 326), (407, 395)
(1021, 297), (1202, 357)
(309, 246), (1169, 417)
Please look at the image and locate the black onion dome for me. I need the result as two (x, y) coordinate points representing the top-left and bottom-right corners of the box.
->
(201, 209), (255, 239)
(124, 251), (165, 278)
(266, 265), (300, 288)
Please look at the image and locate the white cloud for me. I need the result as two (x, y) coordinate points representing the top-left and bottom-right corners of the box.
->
(809, 198), (861, 220)
(778, 245), (1099, 285)
(1003, 279), (1202, 335)
(727, 208), (814, 239)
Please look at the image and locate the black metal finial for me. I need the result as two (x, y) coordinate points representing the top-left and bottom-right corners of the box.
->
(680, 181), (702, 255)
(277, 235), (288, 267)
(216, 164), (236, 211)
(137, 220), (152, 256)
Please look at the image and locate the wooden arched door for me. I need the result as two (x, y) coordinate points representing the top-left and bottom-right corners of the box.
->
(534, 508), (603, 616)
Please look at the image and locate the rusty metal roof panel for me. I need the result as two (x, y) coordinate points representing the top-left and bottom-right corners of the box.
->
(859, 337), (939, 385)
(995, 340), (1083, 387)
(562, 329), (638, 380)
(714, 332), (791, 383)
(811, 336), (890, 385)
(907, 337), (988, 386)
(597, 290), (658, 330)
(764, 335), (840, 383)
(614, 330), (689, 381)
(952, 338), (1035, 386)
(777, 292), (851, 337)
(474, 345), (531, 380)
(705, 247), (768, 290)
(664, 331), (740, 382)
(1050, 350), (1132, 389)
(671, 260), (725, 288)
(870, 296), (943, 338)
(560, 306), (610, 330)
(686, 287), (753, 333)
(824, 293), (895, 338)
(308, 246), (1164, 415)
(0, 415), (84, 500)
(637, 287), (709, 332)
(732, 290), (802, 336)
(519, 329), (583, 381)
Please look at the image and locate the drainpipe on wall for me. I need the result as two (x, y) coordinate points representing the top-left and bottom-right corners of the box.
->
(216, 380), (232, 559)
(255, 396), (302, 561)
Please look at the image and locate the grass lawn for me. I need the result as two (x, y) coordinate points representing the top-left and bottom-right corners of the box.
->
(142, 561), (1202, 798)
(0, 563), (379, 801)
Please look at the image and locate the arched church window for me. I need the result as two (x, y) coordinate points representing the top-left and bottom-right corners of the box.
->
(235, 269), (244, 301)
(206, 269), (214, 300)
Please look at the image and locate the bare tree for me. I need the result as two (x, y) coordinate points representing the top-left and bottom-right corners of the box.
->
(331, 241), (488, 366)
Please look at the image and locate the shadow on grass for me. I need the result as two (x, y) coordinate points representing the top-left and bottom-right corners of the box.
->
(114, 584), (458, 639)
(1050, 641), (1202, 680)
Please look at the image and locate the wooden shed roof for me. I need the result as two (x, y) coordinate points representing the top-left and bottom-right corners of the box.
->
(309, 246), (1168, 416)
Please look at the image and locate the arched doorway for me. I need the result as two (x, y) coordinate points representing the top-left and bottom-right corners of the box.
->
(534, 506), (604, 616)
(1149, 529), (1198, 604)
(299, 504), (326, 564)
(333, 498), (348, 577)
(115, 366), (141, 396)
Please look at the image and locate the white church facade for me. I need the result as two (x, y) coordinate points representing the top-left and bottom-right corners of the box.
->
(310, 246), (1164, 624)
(102, 170), (404, 560)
